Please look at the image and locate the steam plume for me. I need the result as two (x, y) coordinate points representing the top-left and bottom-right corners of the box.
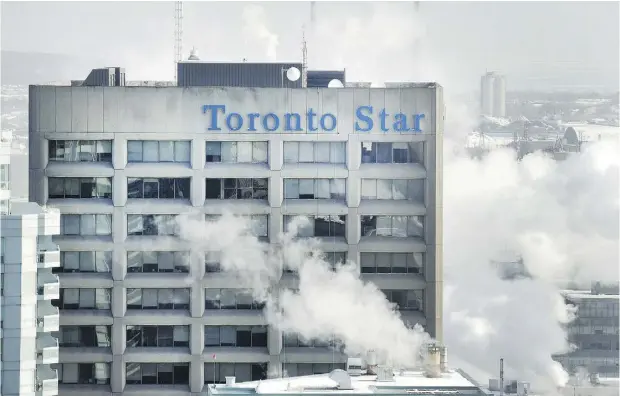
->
(177, 213), (432, 368)
(241, 5), (279, 61)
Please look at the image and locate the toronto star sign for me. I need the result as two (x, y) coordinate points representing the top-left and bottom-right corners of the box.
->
(202, 104), (426, 133)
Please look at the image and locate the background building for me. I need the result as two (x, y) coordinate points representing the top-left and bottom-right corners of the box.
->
(1, 129), (61, 396)
(554, 283), (620, 379)
(28, 66), (443, 395)
(480, 72), (506, 118)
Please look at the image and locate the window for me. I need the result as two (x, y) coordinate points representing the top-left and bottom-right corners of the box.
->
(56, 251), (112, 273)
(284, 252), (347, 274)
(55, 363), (111, 385)
(383, 290), (424, 311)
(283, 363), (345, 377)
(0, 164), (9, 189)
(48, 177), (112, 199)
(126, 288), (190, 310)
(361, 179), (424, 202)
(56, 288), (111, 310)
(127, 140), (191, 163)
(59, 326), (111, 347)
(360, 252), (423, 274)
(0, 237), (4, 264)
(283, 142), (346, 164)
(127, 214), (178, 236)
(284, 179), (346, 200)
(128, 178), (190, 199)
(0, 199), (8, 215)
(48, 140), (112, 162)
(361, 142), (424, 164)
(127, 251), (189, 273)
(205, 289), (265, 310)
(360, 215), (424, 238)
(126, 326), (189, 347)
(205, 178), (268, 199)
(282, 333), (341, 348)
(284, 215), (346, 238)
(204, 363), (267, 384)
(126, 363), (189, 385)
(204, 326), (268, 347)
(206, 141), (268, 163)
(60, 214), (112, 236)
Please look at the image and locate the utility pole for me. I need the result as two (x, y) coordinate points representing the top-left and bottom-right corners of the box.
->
(174, 1), (183, 82)
(500, 358), (505, 396)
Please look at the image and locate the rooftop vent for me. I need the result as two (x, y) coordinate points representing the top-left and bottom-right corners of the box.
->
(376, 366), (395, 382)
(329, 369), (353, 390)
(346, 357), (363, 377)
(424, 344), (447, 378)
(366, 350), (378, 375)
(188, 47), (200, 61)
(225, 376), (236, 386)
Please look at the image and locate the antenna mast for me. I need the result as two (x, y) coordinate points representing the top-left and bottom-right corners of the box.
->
(174, 1), (183, 82)
(302, 27), (308, 88)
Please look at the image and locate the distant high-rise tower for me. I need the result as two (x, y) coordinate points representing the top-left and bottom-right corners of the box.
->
(480, 72), (506, 118)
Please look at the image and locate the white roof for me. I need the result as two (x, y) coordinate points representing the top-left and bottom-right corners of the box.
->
(563, 124), (620, 143)
(209, 369), (483, 395)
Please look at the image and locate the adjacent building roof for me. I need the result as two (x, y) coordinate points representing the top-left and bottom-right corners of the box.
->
(563, 124), (619, 145)
(208, 369), (487, 396)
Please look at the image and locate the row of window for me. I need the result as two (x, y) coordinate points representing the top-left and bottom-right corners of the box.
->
(52, 362), (344, 386)
(0, 163), (9, 190)
(49, 177), (425, 202)
(48, 140), (424, 165)
(53, 288), (423, 312)
(57, 214), (427, 239)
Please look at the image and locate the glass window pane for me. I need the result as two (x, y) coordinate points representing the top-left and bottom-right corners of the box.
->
(159, 141), (175, 162)
(96, 215), (112, 235)
(283, 142), (298, 163)
(175, 141), (191, 162)
(143, 141), (159, 162)
(330, 179), (345, 199)
(330, 142), (346, 163)
(361, 179), (377, 199)
(128, 141), (143, 162)
(206, 142), (221, 162)
(314, 142), (330, 163)
(298, 143), (314, 162)
(221, 142), (237, 163)
(377, 143), (392, 163)
(237, 142), (253, 163)
(392, 180), (408, 200)
(376, 180), (393, 200)
(284, 179), (299, 199)
(316, 179), (330, 199)
(80, 215), (96, 236)
(252, 142), (268, 163)
(299, 179), (314, 198)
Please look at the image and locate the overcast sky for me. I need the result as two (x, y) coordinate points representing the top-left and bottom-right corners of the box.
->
(1, 1), (618, 93)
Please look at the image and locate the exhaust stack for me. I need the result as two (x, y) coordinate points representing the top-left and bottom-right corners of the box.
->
(424, 344), (447, 378)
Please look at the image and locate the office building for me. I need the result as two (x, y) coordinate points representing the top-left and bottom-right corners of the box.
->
(28, 65), (444, 395)
(480, 72), (506, 118)
(1, 129), (61, 396)
(554, 284), (620, 379)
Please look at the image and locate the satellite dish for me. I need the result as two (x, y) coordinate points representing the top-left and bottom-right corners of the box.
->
(328, 79), (344, 88)
(286, 67), (301, 82)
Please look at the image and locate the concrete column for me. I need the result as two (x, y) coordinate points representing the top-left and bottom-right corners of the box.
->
(190, 323), (204, 355)
(191, 175), (205, 207)
(190, 284), (204, 318)
(268, 326), (282, 355)
(111, 280), (126, 318)
(190, 355), (205, 392)
(112, 171), (127, 207)
(112, 206), (126, 244)
(346, 138), (361, 171)
(346, 170), (361, 208)
(112, 245), (126, 281)
(113, 136), (127, 170)
(112, 321), (125, 355)
(346, 208), (360, 245)
(269, 138), (283, 171)
(268, 357), (283, 379)
(111, 354), (125, 393)
(269, 171), (282, 208)
(192, 138), (205, 170)
(269, 208), (283, 243)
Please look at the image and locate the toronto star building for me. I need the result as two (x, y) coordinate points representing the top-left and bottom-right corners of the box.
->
(28, 63), (444, 396)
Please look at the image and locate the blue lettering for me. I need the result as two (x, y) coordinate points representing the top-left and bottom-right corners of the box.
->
(247, 113), (260, 131)
(226, 113), (243, 131)
(284, 113), (302, 131)
(203, 105), (225, 131)
(378, 109), (389, 132)
(307, 109), (318, 132)
(320, 114), (337, 132)
(355, 106), (373, 132)
(262, 113), (280, 132)
(413, 114), (425, 132)
(393, 113), (410, 132)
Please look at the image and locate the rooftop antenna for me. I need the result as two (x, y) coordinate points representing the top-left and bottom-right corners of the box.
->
(302, 27), (308, 88)
(500, 358), (505, 396)
(174, 1), (183, 81)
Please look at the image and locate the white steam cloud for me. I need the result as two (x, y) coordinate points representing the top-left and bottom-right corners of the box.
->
(178, 214), (432, 369)
(241, 5), (279, 62)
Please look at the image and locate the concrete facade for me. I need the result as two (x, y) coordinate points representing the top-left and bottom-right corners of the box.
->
(28, 85), (444, 395)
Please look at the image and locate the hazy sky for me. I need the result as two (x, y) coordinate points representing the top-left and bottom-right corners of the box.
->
(1, 1), (619, 93)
